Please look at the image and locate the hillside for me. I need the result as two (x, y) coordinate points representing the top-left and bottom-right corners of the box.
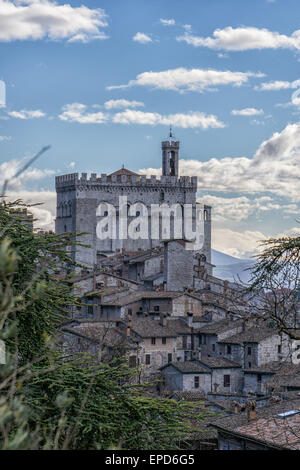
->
(211, 249), (255, 283)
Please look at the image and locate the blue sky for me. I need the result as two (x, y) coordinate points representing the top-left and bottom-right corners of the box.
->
(0, 0), (300, 257)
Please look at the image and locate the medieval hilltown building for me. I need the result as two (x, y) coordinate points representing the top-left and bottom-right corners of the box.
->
(55, 131), (211, 269)
(55, 133), (300, 450)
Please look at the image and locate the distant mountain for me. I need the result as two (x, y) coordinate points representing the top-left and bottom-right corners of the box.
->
(211, 249), (255, 284)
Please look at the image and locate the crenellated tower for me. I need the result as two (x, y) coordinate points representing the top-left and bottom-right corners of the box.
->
(162, 128), (179, 177)
(55, 132), (211, 268)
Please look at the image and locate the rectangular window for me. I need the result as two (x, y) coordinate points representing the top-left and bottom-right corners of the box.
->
(194, 376), (200, 389)
(87, 305), (93, 315)
(145, 354), (151, 365)
(257, 374), (262, 383)
(247, 346), (252, 355)
(248, 362), (252, 368)
(151, 337), (156, 345)
(129, 356), (136, 368)
(182, 336), (187, 349)
(226, 345), (231, 354)
(168, 353), (172, 363)
(162, 337), (167, 345)
(278, 345), (282, 354)
(212, 344), (216, 352)
(224, 375), (230, 387)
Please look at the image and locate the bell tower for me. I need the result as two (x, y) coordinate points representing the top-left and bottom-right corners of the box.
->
(162, 128), (179, 177)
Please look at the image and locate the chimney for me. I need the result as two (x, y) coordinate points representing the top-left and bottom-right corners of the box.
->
(126, 318), (132, 337)
(247, 401), (257, 422)
(160, 313), (167, 327)
(186, 311), (193, 327)
(242, 319), (248, 332)
(233, 401), (241, 414)
(197, 346), (202, 360)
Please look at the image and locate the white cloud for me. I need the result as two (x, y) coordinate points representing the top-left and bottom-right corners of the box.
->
(177, 26), (300, 51)
(139, 122), (300, 202)
(160, 18), (175, 26)
(58, 103), (224, 129)
(133, 32), (152, 44)
(0, 135), (11, 141)
(0, 158), (56, 193)
(112, 109), (225, 129)
(212, 228), (266, 258)
(0, 0), (108, 43)
(58, 103), (108, 124)
(200, 194), (299, 223)
(6, 189), (56, 230)
(213, 225), (300, 259)
(7, 109), (45, 119)
(255, 79), (300, 91)
(231, 108), (264, 116)
(107, 67), (264, 93)
(104, 99), (144, 110)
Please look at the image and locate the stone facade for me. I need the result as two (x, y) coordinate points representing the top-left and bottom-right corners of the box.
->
(55, 134), (211, 268)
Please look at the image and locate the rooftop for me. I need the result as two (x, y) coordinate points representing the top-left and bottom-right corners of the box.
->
(211, 398), (300, 450)
(130, 317), (178, 338)
(219, 326), (278, 345)
(198, 319), (243, 335)
(198, 357), (241, 369)
(108, 168), (139, 177)
(161, 361), (211, 374)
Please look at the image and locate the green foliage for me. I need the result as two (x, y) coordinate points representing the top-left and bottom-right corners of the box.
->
(0, 201), (78, 360)
(24, 356), (201, 450)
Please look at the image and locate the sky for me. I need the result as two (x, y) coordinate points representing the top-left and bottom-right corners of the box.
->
(0, 0), (300, 258)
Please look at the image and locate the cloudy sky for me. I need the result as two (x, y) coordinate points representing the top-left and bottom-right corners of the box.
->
(0, 0), (300, 258)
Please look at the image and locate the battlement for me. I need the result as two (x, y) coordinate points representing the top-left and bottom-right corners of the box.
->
(161, 140), (180, 148)
(55, 172), (198, 189)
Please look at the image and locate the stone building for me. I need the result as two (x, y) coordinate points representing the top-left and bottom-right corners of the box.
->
(218, 327), (292, 370)
(161, 357), (242, 395)
(212, 398), (300, 450)
(55, 132), (211, 268)
(161, 362), (212, 394)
